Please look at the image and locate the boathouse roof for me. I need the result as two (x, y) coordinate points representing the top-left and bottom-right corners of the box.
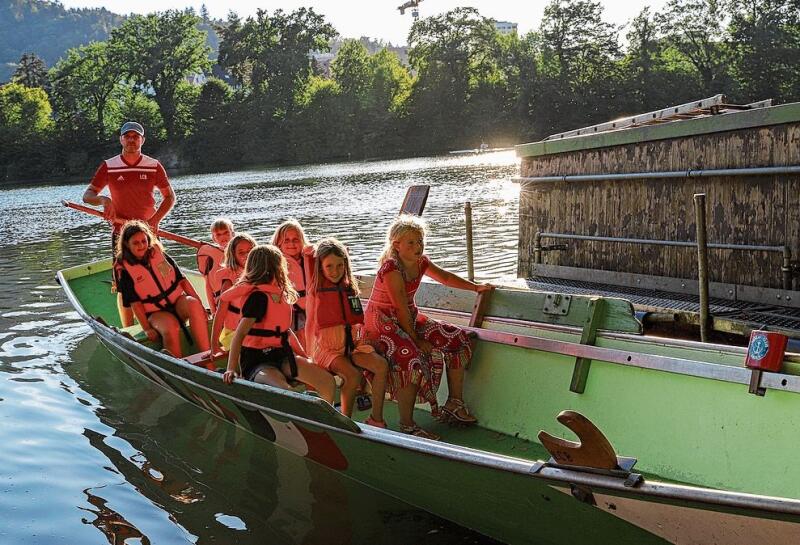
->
(516, 97), (800, 158)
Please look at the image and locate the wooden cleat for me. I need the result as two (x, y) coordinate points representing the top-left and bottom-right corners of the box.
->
(538, 410), (618, 470)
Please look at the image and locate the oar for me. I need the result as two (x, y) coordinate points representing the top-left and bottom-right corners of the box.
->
(62, 200), (208, 250)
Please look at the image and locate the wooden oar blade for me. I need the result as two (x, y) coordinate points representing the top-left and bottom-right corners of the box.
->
(400, 185), (429, 216)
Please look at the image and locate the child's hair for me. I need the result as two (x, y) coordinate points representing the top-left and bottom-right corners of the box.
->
(116, 220), (163, 263)
(239, 245), (298, 304)
(210, 217), (234, 233)
(223, 233), (257, 275)
(311, 238), (360, 295)
(378, 214), (427, 265)
(271, 219), (308, 251)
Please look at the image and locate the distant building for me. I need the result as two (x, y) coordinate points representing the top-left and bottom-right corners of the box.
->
(493, 21), (518, 36)
(310, 51), (336, 77)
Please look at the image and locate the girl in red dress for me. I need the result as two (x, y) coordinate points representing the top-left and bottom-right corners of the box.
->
(363, 215), (493, 440)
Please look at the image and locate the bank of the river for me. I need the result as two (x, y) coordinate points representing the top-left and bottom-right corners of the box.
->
(0, 151), (519, 544)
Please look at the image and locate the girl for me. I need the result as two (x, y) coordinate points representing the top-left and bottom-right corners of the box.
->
(272, 220), (308, 346)
(210, 233), (257, 354)
(114, 220), (210, 358)
(198, 217), (235, 313)
(363, 215), (493, 440)
(222, 245), (335, 405)
(306, 239), (389, 427)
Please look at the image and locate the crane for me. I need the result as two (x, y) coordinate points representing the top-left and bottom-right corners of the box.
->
(397, 0), (423, 21)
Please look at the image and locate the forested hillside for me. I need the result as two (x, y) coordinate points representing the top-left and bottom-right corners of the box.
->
(0, 0), (124, 81)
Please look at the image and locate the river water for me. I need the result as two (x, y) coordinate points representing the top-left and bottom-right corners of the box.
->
(0, 152), (519, 544)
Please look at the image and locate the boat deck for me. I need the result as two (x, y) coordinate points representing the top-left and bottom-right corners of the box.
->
(521, 275), (800, 338)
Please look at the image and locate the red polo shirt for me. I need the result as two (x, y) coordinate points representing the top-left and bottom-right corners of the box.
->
(88, 153), (171, 226)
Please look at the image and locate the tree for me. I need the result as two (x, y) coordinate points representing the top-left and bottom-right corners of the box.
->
(535, 0), (623, 135)
(49, 42), (124, 138)
(0, 82), (54, 180)
(109, 10), (211, 141)
(727, 0), (800, 103)
(657, 0), (731, 94)
(12, 52), (49, 90)
(406, 7), (499, 151)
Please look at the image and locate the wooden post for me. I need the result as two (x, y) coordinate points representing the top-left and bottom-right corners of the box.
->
(694, 194), (710, 343)
(465, 201), (474, 282)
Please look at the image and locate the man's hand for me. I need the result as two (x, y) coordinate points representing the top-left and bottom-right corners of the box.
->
(101, 196), (117, 224)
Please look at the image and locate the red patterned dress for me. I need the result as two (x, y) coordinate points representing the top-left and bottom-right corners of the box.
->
(363, 256), (473, 414)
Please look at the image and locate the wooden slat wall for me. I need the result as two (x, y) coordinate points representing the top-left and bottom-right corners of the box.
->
(518, 123), (800, 289)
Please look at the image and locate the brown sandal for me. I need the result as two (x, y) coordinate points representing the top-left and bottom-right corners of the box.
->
(400, 423), (440, 441)
(439, 398), (478, 426)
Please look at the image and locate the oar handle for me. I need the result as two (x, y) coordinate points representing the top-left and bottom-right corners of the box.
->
(62, 200), (209, 250)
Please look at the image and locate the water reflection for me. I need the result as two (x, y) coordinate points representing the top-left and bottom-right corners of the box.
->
(0, 153), (517, 544)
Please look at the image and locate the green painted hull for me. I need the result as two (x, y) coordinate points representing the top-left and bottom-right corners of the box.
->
(58, 259), (800, 545)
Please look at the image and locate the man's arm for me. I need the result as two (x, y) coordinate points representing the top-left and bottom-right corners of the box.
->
(83, 163), (116, 222)
(149, 185), (175, 228)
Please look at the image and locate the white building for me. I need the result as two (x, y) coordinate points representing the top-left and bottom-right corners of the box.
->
(493, 21), (518, 36)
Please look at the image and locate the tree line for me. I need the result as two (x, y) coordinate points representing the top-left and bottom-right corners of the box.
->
(1, 0), (800, 182)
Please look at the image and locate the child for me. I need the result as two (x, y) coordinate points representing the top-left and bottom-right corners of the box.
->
(222, 245), (335, 405)
(272, 220), (308, 346)
(210, 233), (257, 354)
(306, 239), (389, 427)
(114, 220), (210, 358)
(198, 217), (235, 313)
(363, 215), (493, 440)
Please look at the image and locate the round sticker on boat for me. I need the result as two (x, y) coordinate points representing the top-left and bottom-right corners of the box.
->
(749, 334), (769, 361)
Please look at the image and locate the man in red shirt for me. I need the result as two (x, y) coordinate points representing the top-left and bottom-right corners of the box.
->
(83, 121), (176, 326)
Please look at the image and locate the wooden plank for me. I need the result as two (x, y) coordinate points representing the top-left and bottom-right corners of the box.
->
(570, 298), (605, 394)
(400, 185), (429, 216)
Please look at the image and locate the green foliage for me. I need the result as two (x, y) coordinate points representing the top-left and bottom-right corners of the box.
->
(727, 0), (800, 103)
(12, 52), (50, 90)
(0, 82), (54, 180)
(109, 10), (211, 140)
(0, 0), (125, 83)
(49, 42), (123, 139)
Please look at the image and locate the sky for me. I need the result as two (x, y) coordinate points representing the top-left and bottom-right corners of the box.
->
(59, 0), (670, 46)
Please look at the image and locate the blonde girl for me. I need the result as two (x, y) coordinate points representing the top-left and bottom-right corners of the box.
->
(272, 219), (309, 346)
(306, 238), (389, 427)
(210, 233), (257, 354)
(363, 215), (493, 440)
(222, 245), (335, 403)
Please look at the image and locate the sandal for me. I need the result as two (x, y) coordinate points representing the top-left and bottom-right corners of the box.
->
(439, 398), (478, 426)
(400, 423), (440, 441)
(364, 416), (387, 429)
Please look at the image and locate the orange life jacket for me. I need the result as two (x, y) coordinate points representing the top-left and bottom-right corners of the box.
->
(116, 246), (183, 315)
(210, 266), (239, 308)
(315, 279), (364, 354)
(218, 281), (249, 331)
(236, 283), (297, 377)
(197, 243), (224, 310)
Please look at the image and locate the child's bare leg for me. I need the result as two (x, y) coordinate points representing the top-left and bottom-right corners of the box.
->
(289, 356), (336, 404)
(253, 366), (291, 389)
(352, 352), (388, 423)
(396, 383), (419, 428)
(328, 356), (361, 417)
(176, 296), (210, 353)
(149, 312), (182, 357)
(445, 366), (466, 400)
(118, 294), (134, 327)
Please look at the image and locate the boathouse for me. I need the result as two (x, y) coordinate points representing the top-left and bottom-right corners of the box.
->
(515, 96), (800, 337)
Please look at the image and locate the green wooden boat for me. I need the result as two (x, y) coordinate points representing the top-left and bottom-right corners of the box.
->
(58, 258), (800, 545)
